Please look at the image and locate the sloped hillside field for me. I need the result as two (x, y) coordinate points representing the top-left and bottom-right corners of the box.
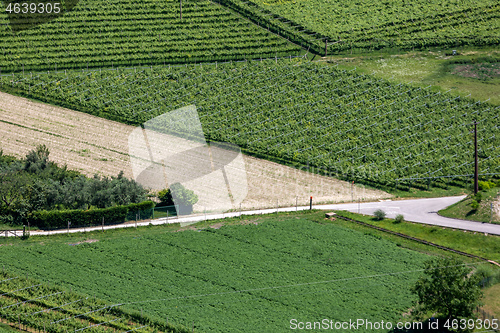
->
(239, 0), (500, 54)
(1, 216), (430, 332)
(0, 0), (301, 72)
(3, 59), (499, 187)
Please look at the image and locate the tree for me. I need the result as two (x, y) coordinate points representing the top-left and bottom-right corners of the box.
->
(157, 183), (198, 214)
(24, 144), (50, 173)
(411, 257), (483, 330)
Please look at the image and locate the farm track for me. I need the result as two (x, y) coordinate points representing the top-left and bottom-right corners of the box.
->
(0, 91), (390, 210)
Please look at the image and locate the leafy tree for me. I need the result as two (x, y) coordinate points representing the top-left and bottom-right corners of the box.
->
(24, 144), (50, 173)
(411, 257), (483, 329)
(157, 183), (198, 214)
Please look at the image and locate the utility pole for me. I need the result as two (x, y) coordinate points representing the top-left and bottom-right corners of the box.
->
(474, 120), (478, 194)
(180, 0), (182, 20)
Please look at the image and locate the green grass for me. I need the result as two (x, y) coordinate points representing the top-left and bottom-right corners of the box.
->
(0, 211), (436, 333)
(333, 49), (500, 105)
(439, 187), (500, 224)
(333, 210), (500, 262)
(482, 284), (500, 318)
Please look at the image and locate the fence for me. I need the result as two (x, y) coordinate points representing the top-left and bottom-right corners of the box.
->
(476, 307), (500, 332)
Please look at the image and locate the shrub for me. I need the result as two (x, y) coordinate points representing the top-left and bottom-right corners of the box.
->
(373, 209), (386, 221)
(478, 180), (496, 191)
(394, 214), (404, 223)
(470, 200), (479, 211)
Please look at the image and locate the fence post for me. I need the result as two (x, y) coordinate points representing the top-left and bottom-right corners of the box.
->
(102, 217), (104, 232)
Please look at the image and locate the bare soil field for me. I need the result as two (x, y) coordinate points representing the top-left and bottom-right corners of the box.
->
(0, 91), (390, 210)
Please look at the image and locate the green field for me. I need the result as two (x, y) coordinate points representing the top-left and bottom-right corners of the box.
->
(0, 0), (301, 72)
(241, 0), (500, 54)
(0, 213), (434, 332)
(2, 59), (499, 188)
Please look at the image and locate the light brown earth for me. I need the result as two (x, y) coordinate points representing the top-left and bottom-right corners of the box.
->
(0, 91), (391, 210)
(494, 197), (500, 221)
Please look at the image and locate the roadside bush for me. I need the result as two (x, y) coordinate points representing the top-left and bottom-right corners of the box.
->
(470, 200), (479, 211)
(373, 209), (386, 221)
(394, 214), (404, 223)
(478, 180), (496, 191)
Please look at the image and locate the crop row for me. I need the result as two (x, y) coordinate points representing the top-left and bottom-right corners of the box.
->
(0, 272), (193, 332)
(0, 0), (301, 72)
(221, 0), (499, 55)
(3, 59), (498, 188)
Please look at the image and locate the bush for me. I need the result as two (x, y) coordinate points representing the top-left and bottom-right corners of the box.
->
(394, 214), (404, 223)
(470, 200), (479, 211)
(474, 265), (500, 288)
(373, 209), (386, 221)
(478, 180), (496, 191)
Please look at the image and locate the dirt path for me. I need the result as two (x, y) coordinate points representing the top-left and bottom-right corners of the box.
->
(0, 91), (390, 209)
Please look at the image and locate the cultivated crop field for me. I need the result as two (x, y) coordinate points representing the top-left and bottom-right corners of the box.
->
(0, 0), (301, 72)
(3, 59), (499, 188)
(239, 0), (500, 54)
(0, 91), (388, 210)
(0, 214), (431, 332)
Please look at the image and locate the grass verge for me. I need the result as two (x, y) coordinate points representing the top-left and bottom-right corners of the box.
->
(333, 210), (500, 263)
(330, 48), (500, 105)
(439, 187), (500, 224)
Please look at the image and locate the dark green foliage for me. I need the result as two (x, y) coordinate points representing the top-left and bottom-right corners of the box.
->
(394, 214), (404, 223)
(373, 209), (386, 220)
(157, 183), (198, 215)
(29, 205), (127, 229)
(0, 146), (148, 225)
(412, 257), (483, 328)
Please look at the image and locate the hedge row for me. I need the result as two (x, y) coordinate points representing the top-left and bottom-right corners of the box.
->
(28, 201), (155, 229)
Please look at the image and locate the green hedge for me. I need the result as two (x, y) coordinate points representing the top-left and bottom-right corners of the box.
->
(28, 201), (155, 229)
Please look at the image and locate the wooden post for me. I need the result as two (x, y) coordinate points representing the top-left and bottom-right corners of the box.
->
(180, 0), (182, 20)
(325, 39), (328, 57)
(102, 217), (104, 232)
(474, 120), (478, 194)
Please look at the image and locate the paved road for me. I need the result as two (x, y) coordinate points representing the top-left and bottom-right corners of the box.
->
(16, 195), (500, 237)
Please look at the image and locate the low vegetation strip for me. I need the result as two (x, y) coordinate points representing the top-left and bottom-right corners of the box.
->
(334, 210), (500, 262)
(0, 214), (432, 332)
